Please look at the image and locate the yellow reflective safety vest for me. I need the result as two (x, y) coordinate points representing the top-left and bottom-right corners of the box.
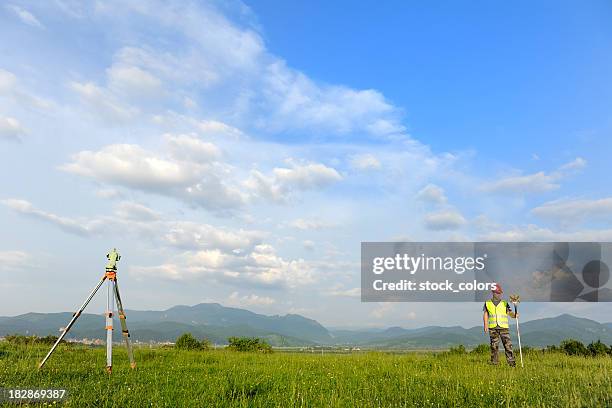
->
(485, 300), (509, 329)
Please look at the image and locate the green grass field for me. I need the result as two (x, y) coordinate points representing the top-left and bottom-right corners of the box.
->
(1, 344), (610, 407)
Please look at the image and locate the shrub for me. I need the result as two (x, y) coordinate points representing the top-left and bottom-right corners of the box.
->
(470, 344), (489, 354)
(175, 333), (204, 350)
(586, 340), (609, 357)
(560, 339), (588, 356)
(4, 334), (65, 346)
(449, 344), (466, 355)
(544, 344), (559, 353)
(199, 338), (212, 350)
(227, 337), (272, 353)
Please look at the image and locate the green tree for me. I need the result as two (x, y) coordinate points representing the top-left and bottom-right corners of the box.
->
(560, 339), (588, 356)
(200, 338), (212, 350)
(175, 333), (202, 350)
(587, 340), (609, 356)
(470, 344), (489, 354)
(227, 337), (272, 353)
(449, 344), (466, 355)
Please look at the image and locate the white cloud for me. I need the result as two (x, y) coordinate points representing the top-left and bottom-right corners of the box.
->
(262, 61), (405, 138)
(288, 218), (334, 230)
(0, 70), (17, 94)
(3, 198), (268, 259)
(95, 188), (124, 200)
(416, 184), (447, 204)
(480, 157), (586, 195)
(0, 116), (26, 141)
(228, 291), (276, 306)
(0, 250), (30, 271)
(85, 0), (408, 140)
(350, 154), (381, 171)
(481, 171), (559, 194)
(326, 287), (360, 297)
(70, 81), (138, 124)
(164, 133), (221, 162)
(196, 120), (244, 139)
(164, 222), (264, 252)
(131, 243), (316, 288)
(480, 224), (612, 241)
(107, 64), (163, 99)
(559, 157), (587, 171)
(423, 209), (466, 230)
(531, 197), (612, 221)
(113, 201), (161, 221)
(62, 144), (199, 188)
(246, 161), (342, 202)
(0, 69), (53, 110)
(369, 303), (395, 319)
(1, 199), (99, 236)
(302, 240), (315, 251)
(6, 5), (44, 28)
(61, 143), (246, 212)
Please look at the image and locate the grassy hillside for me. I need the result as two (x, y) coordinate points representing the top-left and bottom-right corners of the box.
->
(1, 343), (610, 407)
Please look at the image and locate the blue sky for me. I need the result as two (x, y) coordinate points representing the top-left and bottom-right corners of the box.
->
(0, 0), (611, 327)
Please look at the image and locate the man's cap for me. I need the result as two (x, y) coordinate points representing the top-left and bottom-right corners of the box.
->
(492, 283), (503, 294)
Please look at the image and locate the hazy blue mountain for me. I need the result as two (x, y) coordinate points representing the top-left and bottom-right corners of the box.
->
(361, 314), (612, 349)
(0, 303), (330, 346)
(125, 303), (331, 343)
(1, 306), (610, 349)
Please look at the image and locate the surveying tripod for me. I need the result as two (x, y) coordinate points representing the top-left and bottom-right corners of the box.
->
(39, 249), (136, 373)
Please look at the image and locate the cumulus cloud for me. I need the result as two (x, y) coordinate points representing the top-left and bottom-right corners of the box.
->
(0, 116), (26, 141)
(164, 222), (264, 252)
(423, 209), (466, 230)
(61, 139), (342, 211)
(350, 154), (381, 171)
(60, 142), (246, 212)
(83, 0), (408, 139)
(131, 244), (316, 288)
(164, 133), (221, 162)
(246, 161), (342, 202)
(480, 157), (586, 195)
(6, 5), (44, 28)
(531, 197), (612, 222)
(416, 184), (447, 204)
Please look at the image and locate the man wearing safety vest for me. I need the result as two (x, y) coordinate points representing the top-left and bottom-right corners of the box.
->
(483, 283), (518, 366)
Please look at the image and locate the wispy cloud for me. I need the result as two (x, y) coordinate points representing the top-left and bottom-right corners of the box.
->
(6, 5), (44, 28)
(480, 157), (587, 195)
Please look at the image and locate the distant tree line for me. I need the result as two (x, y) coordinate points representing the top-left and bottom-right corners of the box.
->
(173, 333), (272, 353)
(464, 339), (612, 357)
(546, 339), (611, 357)
(3, 334), (66, 346)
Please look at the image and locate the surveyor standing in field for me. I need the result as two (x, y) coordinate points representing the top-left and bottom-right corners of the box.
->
(483, 284), (518, 366)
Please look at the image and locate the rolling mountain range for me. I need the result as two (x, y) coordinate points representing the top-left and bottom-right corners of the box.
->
(1, 303), (610, 348)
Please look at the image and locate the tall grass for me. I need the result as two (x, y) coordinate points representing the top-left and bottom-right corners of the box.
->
(1, 343), (610, 407)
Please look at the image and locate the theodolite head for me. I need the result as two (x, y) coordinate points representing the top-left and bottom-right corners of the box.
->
(106, 248), (121, 271)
